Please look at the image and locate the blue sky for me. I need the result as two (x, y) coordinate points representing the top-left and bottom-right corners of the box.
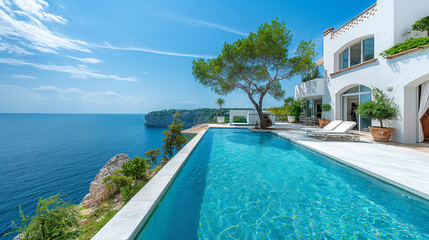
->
(0, 0), (375, 113)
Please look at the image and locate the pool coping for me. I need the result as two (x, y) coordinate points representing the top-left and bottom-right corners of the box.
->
(91, 129), (208, 240)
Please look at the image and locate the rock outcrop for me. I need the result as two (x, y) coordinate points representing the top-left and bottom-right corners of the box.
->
(81, 154), (130, 208)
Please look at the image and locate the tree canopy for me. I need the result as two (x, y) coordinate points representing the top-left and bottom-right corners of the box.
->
(192, 19), (316, 128)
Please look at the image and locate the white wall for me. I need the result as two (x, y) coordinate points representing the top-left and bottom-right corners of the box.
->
(320, 0), (429, 143)
(393, 0), (429, 43)
(229, 110), (249, 123)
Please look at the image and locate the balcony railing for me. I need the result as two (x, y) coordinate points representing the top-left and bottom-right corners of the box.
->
(295, 78), (326, 99)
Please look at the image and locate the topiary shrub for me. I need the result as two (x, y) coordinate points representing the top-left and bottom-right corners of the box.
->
(355, 87), (399, 128)
(321, 104), (331, 119)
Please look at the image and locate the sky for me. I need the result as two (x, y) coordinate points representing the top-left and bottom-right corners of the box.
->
(0, 0), (376, 113)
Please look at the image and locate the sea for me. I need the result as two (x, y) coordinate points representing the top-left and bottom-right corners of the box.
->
(0, 114), (167, 239)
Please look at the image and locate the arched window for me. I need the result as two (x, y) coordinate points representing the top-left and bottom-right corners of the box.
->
(339, 37), (374, 70)
(341, 85), (372, 131)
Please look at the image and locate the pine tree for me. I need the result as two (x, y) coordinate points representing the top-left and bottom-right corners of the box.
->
(161, 112), (188, 163)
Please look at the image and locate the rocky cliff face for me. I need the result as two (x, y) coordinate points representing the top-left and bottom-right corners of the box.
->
(144, 109), (219, 127)
(81, 154), (130, 208)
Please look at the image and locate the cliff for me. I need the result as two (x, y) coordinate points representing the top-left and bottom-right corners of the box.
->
(144, 108), (251, 127)
(81, 154), (130, 208)
(144, 109), (217, 127)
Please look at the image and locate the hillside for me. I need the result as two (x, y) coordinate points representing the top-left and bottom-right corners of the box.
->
(144, 108), (252, 127)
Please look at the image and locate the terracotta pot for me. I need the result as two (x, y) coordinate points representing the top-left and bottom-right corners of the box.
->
(369, 126), (395, 142)
(318, 119), (330, 128)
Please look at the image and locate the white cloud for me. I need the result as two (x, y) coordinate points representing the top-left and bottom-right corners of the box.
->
(13, 0), (67, 23)
(91, 42), (215, 59)
(0, 84), (147, 112)
(69, 56), (101, 64)
(0, 38), (33, 55)
(157, 13), (248, 36)
(32, 85), (145, 105)
(0, 58), (138, 82)
(0, 0), (89, 54)
(10, 74), (36, 79)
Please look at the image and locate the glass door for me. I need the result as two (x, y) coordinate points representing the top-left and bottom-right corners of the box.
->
(359, 93), (372, 131)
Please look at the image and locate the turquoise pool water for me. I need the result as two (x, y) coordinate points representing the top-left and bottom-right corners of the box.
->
(136, 129), (429, 239)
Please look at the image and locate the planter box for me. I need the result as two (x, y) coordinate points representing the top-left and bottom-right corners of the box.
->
(216, 116), (225, 124)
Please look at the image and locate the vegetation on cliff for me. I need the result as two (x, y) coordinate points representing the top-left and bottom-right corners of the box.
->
(6, 113), (189, 240)
(144, 108), (252, 127)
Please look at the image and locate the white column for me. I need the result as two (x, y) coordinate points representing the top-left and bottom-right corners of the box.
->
(403, 87), (418, 143)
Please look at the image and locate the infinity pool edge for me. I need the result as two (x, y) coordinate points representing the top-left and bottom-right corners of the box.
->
(91, 129), (208, 240)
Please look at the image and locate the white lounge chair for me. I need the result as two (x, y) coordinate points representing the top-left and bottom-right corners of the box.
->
(304, 120), (343, 135)
(312, 121), (360, 141)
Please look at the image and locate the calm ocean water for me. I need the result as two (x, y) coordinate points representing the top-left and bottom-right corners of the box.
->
(0, 114), (166, 239)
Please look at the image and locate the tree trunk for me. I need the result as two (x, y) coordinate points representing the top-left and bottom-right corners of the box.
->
(380, 119), (383, 128)
(220, 105), (222, 116)
(257, 107), (267, 129)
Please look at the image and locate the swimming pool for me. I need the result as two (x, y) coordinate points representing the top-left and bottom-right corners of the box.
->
(136, 129), (429, 239)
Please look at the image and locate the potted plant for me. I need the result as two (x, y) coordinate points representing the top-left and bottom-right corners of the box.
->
(216, 98), (225, 123)
(284, 97), (296, 123)
(318, 104), (331, 128)
(356, 87), (399, 142)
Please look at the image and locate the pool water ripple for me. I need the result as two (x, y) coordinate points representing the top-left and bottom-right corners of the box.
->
(138, 129), (429, 240)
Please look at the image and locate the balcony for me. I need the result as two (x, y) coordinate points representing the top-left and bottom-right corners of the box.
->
(295, 78), (326, 99)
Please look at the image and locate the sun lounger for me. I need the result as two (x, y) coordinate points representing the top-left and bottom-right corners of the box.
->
(312, 121), (360, 141)
(304, 120), (343, 135)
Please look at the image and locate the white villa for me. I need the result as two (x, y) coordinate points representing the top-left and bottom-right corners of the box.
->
(295, 0), (429, 143)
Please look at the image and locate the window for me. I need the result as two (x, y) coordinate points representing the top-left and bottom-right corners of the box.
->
(363, 37), (374, 61)
(350, 42), (361, 66)
(340, 49), (349, 70)
(338, 37), (374, 70)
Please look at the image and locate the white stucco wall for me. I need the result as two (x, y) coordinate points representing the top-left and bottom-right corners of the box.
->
(229, 110), (275, 125)
(318, 0), (429, 143)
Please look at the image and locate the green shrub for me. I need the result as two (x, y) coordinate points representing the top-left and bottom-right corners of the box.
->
(321, 104), (331, 119)
(121, 156), (148, 183)
(412, 16), (429, 36)
(120, 181), (146, 202)
(103, 170), (133, 193)
(233, 116), (247, 123)
(6, 193), (80, 240)
(355, 87), (399, 128)
(78, 203), (119, 240)
(291, 99), (305, 118)
(381, 37), (429, 57)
